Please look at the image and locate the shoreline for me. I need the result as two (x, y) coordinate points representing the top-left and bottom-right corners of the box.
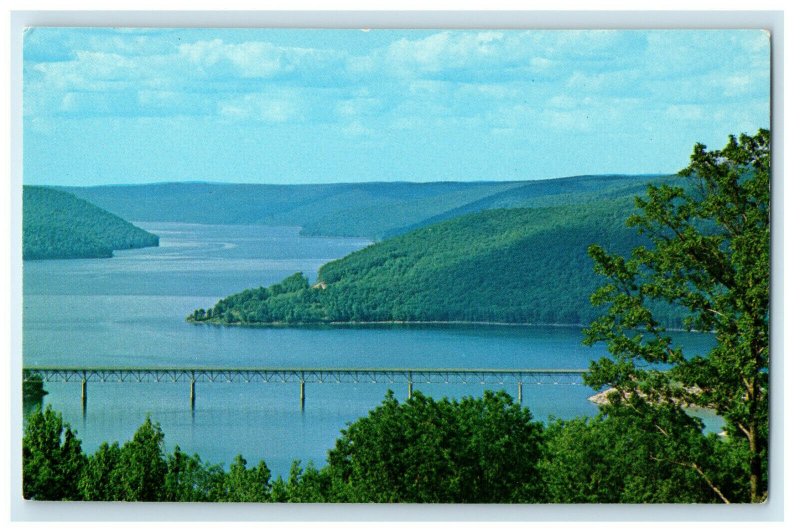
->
(187, 317), (706, 334)
(186, 318), (591, 329)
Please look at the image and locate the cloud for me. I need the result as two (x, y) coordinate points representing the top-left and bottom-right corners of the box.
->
(178, 39), (286, 78)
(335, 95), (384, 119)
(665, 104), (707, 122)
(381, 31), (538, 80)
(217, 93), (301, 123)
(341, 121), (374, 137)
(566, 70), (642, 96)
(23, 28), (771, 149)
(384, 31), (495, 74)
(177, 38), (350, 84)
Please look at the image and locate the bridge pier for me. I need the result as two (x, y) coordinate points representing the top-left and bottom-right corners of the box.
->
(190, 379), (196, 410)
(81, 377), (87, 416)
(517, 382), (523, 404)
(407, 381), (413, 399)
(300, 380), (305, 411)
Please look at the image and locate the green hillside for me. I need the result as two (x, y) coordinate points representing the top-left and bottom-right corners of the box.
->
(62, 175), (664, 240)
(384, 174), (668, 236)
(23, 186), (159, 260)
(188, 192), (679, 327)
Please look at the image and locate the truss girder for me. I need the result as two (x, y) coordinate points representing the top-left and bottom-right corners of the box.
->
(23, 367), (588, 386)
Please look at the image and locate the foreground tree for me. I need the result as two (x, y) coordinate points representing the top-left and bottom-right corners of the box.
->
(584, 129), (770, 502)
(78, 442), (123, 500)
(163, 446), (227, 502)
(114, 417), (169, 501)
(326, 390), (545, 503)
(541, 408), (750, 503)
(218, 455), (272, 502)
(22, 406), (86, 500)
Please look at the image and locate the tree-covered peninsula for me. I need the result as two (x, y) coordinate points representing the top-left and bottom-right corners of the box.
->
(188, 194), (675, 327)
(23, 186), (159, 260)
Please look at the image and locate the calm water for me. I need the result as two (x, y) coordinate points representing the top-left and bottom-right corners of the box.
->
(23, 222), (718, 476)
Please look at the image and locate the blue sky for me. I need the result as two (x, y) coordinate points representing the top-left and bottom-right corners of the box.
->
(22, 28), (771, 186)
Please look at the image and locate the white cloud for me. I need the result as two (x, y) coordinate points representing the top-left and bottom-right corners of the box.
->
(566, 70), (640, 95)
(529, 57), (553, 71)
(23, 28), (770, 145)
(382, 31), (530, 78)
(335, 95), (383, 119)
(178, 39), (289, 78)
(458, 83), (520, 99)
(341, 120), (374, 137)
(541, 108), (592, 133)
(665, 104), (707, 122)
(217, 93), (301, 124)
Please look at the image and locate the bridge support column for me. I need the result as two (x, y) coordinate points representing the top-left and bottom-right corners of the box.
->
(407, 381), (413, 399)
(190, 379), (196, 410)
(517, 382), (523, 405)
(81, 378), (87, 415)
(300, 380), (306, 411)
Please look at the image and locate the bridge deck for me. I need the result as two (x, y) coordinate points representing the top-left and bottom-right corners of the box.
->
(23, 366), (590, 410)
(23, 366), (588, 385)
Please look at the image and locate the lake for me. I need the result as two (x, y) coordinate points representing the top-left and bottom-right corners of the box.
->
(22, 222), (718, 477)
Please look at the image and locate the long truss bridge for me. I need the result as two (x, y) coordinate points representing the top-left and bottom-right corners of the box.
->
(22, 366), (589, 412)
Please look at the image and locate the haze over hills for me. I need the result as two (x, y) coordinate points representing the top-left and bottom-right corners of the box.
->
(23, 186), (159, 260)
(60, 174), (667, 240)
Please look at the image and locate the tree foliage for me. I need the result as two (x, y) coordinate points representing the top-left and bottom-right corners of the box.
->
(218, 455), (272, 502)
(79, 442), (123, 500)
(24, 392), (756, 503)
(189, 195), (678, 327)
(163, 447), (226, 502)
(22, 406), (85, 501)
(583, 130), (770, 502)
(113, 417), (169, 501)
(541, 406), (749, 503)
(23, 185), (159, 260)
(326, 390), (545, 503)
(22, 372), (48, 410)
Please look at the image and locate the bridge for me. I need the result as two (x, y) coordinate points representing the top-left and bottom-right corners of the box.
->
(22, 366), (589, 412)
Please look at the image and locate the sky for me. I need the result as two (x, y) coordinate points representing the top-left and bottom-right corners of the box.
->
(22, 28), (771, 186)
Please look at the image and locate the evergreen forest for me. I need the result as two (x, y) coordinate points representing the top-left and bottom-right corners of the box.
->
(189, 194), (682, 328)
(23, 186), (159, 260)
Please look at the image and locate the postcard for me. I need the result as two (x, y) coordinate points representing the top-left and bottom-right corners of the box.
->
(18, 23), (773, 512)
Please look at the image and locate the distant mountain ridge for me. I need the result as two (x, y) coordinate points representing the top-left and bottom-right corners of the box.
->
(383, 174), (666, 237)
(59, 174), (667, 240)
(23, 186), (159, 260)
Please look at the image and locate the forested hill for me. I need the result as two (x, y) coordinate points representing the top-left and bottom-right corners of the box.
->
(61, 174), (663, 240)
(188, 193), (679, 327)
(23, 186), (159, 260)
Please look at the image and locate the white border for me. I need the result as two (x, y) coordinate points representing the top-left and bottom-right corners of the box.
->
(5, 8), (788, 525)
